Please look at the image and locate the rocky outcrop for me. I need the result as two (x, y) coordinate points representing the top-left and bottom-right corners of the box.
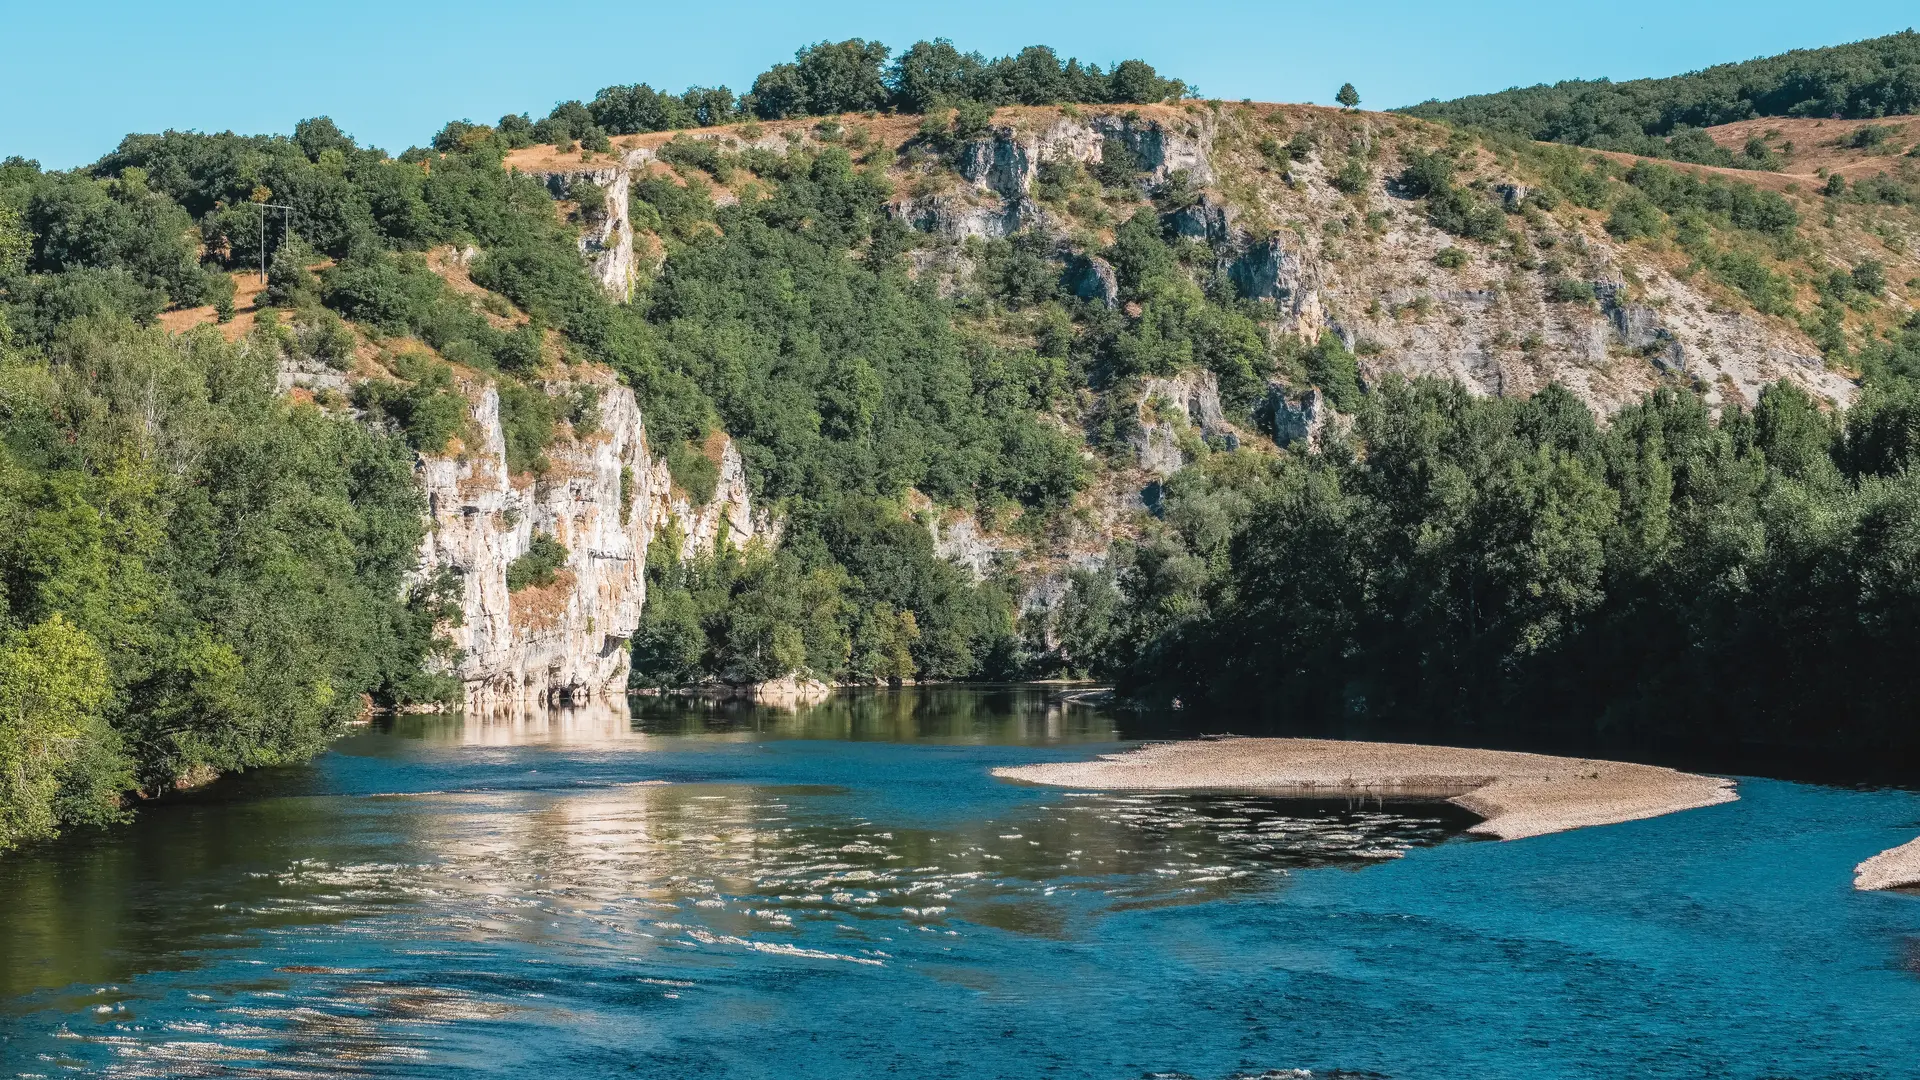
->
(540, 167), (636, 301)
(1067, 255), (1119, 307)
(1595, 282), (1685, 372)
(892, 190), (1036, 240)
(929, 510), (1023, 580)
(1269, 385), (1335, 451)
(1133, 370), (1237, 476)
(415, 371), (655, 711)
(412, 368), (763, 710)
(899, 110), (1216, 241)
(644, 434), (764, 558)
(954, 112), (1215, 199)
(1167, 194), (1237, 244)
(1230, 235), (1327, 338)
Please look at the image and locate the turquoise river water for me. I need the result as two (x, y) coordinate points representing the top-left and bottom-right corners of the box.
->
(2, 687), (1919, 1079)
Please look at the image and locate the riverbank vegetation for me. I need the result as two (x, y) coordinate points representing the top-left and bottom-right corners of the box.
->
(1063, 319), (1920, 748)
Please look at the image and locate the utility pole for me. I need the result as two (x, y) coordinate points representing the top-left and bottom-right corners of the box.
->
(252, 203), (295, 284)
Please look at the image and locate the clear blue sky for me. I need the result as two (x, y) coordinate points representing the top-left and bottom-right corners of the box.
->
(2, 0), (1912, 168)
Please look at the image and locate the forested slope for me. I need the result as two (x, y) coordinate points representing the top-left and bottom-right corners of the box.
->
(1401, 30), (1920, 167)
(6, 34), (1920, 853)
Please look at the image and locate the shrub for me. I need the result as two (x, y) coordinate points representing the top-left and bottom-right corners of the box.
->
(506, 534), (569, 592)
(1606, 194), (1664, 240)
(1332, 158), (1372, 194)
(1396, 151), (1455, 198)
(1303, 332), (1362, 410)
(667, 441), (721, 505)
(1426, 186), (1505, 241)
(1095, 138), (1143, 188)
(1853, 259), (1888, 295)
(1433, 246), (1468, 269)
(353, 355), (466, 452)
(1546, 277), (1597, 304)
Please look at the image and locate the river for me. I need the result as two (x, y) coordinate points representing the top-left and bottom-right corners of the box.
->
(3, 687), (1918, 1078)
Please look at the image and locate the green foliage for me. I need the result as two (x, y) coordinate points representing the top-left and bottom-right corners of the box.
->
(1403, 31), (1920, 156)
(505, 533), (568, 592)
(666, 441), (721, 505)
(0, 614), (121, 851)
(1088, 374), (1920, 748)
(1707, 249), (1796, 316)
(1396, 151), (1501, 240)
(1622, 162), (1798, 236)
(1432, 246), (1468, 269)
(635, 147), (1086, 513)
(497, 379), (555, 475)
(1331, 158), (1372, 195)
(352, 353), (466, 453)
(632, 495), (1017, 687)
(1545, 277), (1597, 304)
(0, 322), (443, 846)
(1300, 333), (1362, 410)
(1336, 83), (1361, 110)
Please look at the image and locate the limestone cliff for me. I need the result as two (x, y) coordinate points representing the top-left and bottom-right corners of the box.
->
(643, 433), (766, 558)
(412, 369), (757, 711)
(537, 166), (637, 301)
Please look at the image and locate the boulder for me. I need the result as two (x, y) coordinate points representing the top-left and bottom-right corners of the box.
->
(1067, 255), (1120, 308)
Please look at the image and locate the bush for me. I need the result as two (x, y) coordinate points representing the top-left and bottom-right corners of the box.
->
(1426, 185), (1505, 241)
(1396, 151), (1455, 198)
(353, 355), (466, 452)
(497, 380), (555, 474)
(1303, 332), (1362, 410)
(667, 440), (721, 505)
(1331, 158), (1372, 194)
(1546, 277), (1597, 304)
(506, 534), (569, 591)
(1095, 138), (1143, 188)
(1606, 194), (1664, 240)
(1433, 246), (1468, 269)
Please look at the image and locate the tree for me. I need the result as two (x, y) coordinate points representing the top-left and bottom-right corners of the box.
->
(0, 615), (119, 851)
(1336, 83), (1360, 110)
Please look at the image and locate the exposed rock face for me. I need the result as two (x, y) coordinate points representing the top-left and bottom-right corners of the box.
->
(1595, 282), (1685, 372)
(1230, 236), (1327, 339)
(416, 372), (655, 711)
(1168, 194), (1237, 244)
(1269, 385), (1334, 450)
(892, 190), (1035, 240)
(899, 111), (1216, 241)
(540, 167), (635, 301)
(413, 369), (762, 710)
(644, 435), (763, 559)
(1067, 255), (1119, 307)
(929, 511), (1023, 580)
(1134, 370), (1236, 476)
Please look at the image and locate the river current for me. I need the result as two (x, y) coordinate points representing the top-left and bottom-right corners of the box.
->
(3, 687), (1918, 1078)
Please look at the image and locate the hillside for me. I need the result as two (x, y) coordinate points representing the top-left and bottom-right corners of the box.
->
(7, 36), (1920, 853)
(1400, 29), (1920, 159)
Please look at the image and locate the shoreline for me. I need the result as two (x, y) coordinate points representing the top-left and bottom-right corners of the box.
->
(993, 737), (1737, 840)
(1856, 837), (1920, 892)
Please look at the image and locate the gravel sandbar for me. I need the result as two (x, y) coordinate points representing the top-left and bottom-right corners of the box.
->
(1856, 837), (1920, 891)
(994, 737), (1736, 840)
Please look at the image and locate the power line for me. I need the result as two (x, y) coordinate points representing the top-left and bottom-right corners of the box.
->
(250, 203), (296, 284)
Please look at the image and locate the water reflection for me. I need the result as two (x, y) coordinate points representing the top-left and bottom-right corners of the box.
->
(621, 685), (1126, 744)
(0, 691), (1470, 1075)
